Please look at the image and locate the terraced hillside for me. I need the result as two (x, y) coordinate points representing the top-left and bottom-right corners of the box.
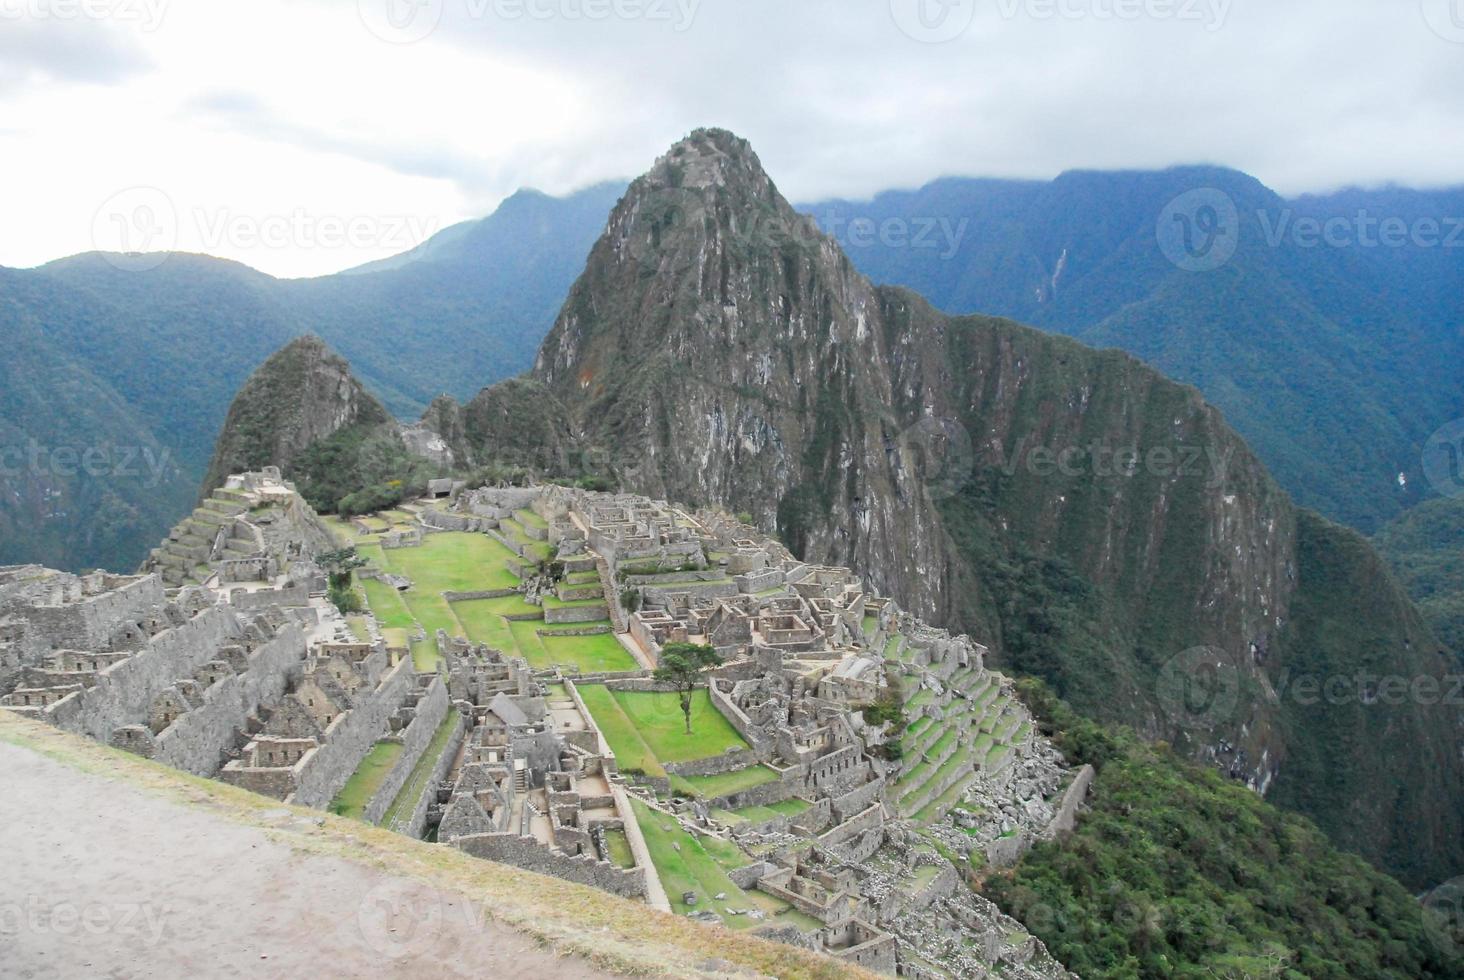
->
(144, 487), (261, 587)
(325, 514), (637, 676)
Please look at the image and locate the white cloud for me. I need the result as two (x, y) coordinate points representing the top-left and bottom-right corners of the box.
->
(0, 0), (1460, 276)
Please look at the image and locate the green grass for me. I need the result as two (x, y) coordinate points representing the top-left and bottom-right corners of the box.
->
(719, 798), (812, 823)
(670, 765), (779, 800)
(576, 686), (749, 778)
(914, 771), (977, 825)
(346, 615), (371, 643)
(541, 594), (607, 610)
(538, 620), (614, 634)
(410, 637), (440, 672)
(514, 508), (548, 529)
(453, 598), (527, 653)
(609, 689), (749, 764)
(862, 615), (877, 639)
(358, 577), (415, 629)
(330, 741), (404, 820)
(576, 684), (663, 777)
(539, 632), (638, 673)
(507, 619), (550, 662)
(382, 713), (460, 830)
(629, 799), (818, 931)
(602, 828), (635, 869)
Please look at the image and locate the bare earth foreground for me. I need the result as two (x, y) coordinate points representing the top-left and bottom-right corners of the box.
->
(0, 714), (866, 980)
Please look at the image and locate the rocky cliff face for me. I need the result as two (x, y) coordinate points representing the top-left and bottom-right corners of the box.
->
(435, 129), (1462, 887)
(201, 335), (393, 496)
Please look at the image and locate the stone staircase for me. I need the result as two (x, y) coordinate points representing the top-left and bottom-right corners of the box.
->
(596, 556), (628, 634)
(145, 488), (258, 586)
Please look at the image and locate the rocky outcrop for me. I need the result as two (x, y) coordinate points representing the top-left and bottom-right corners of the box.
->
(201, 335), (393, 498)
(433, 129), (1464, 887)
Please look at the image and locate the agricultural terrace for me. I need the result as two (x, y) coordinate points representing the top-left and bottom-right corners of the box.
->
(326, 516), (637, 674)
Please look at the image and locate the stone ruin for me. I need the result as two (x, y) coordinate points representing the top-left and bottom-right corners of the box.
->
(3, 475), (1081, 978)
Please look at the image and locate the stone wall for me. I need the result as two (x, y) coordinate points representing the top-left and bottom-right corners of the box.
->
(986, 833), (1030, 869)
(363, 676), (451, 825)
(229, 584), (310, 610)
(829, 776), (886, 823)
(663, 747), (764, 778)
(419, 510), (487, 533)
(641, 581), (738, 605)
(1045, 764), (1094, 836)
(708, 681), (765, 746)
(453, 833), (646, 899)
(290, 657), (415, 809)
(537, 624), (613, 638)
(394, 711), (467, 839)
(46, 607), (240, 741)
(900, 752), (973, 817)
(153, 625), (308, 776)
(543, 603), (610, 625)
(733, 569), (784, 593)
(441, 589), (519, 602)
(19, 575), (166, 651)
(817, 802), (883, 849)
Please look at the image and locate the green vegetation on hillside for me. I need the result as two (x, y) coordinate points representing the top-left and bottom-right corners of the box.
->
(1375, 495), (1464, 661)
(983, 679), (1461, 980)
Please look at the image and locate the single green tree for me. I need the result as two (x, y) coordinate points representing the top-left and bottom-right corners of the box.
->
(318, 546), (367, 592)
(653, 642), (723, 735)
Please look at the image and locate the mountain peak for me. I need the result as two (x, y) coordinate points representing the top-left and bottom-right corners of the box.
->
(642, 127), (771, 194)
(200, 336), (390, 496)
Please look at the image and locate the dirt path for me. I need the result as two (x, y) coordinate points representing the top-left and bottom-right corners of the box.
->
(0, 741), (617, 979)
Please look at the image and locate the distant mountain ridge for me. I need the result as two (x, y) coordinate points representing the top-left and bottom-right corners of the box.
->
(0, 182), (622, 572)
(801, 170), (1464, 532)
(4, 160), (1461, 579)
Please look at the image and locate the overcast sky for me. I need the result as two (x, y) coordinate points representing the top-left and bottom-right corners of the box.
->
(2, 0), (1462, 277)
